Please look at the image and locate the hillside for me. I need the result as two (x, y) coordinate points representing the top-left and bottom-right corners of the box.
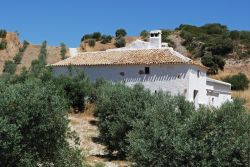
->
(0, 32), (70, 74)
(0, 33), (21, 72)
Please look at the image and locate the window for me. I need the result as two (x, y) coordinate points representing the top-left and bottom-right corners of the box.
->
(145, 67), (150, 74)
(193, 90), (198, 101)
(197, 70), (200, 78)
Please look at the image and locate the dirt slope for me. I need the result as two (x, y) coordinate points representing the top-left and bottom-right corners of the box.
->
(0, 32), (21, 72)
(69, 104), (130, 167)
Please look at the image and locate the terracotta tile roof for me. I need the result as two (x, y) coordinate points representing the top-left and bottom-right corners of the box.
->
(50, 49), (207, 70)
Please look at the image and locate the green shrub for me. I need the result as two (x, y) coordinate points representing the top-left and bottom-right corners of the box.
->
(140, 30), (149, 41)
(13, 52), (22, 64)
(60, 42), (67, 60)
(81, 32), (102, 42)
(0, 79), (83, 166)
(201, 52), (225, 74)
(202, 23), (228, 35)
(230, 30), (240, 40)
(127, 99), (249, 166)
(38, 40), (48, 65)
(88, 39), (96, 47)
(161, 29), (172, 42)
(19, 40), (29, 52)
(179, 23), (234, 58)
(3, 60), (16, 74)
(115, 28), (127, 38)
(206, 37), (233, 56)
(95, 83), (154, 156)
(100, 35), (112, 44)
(114, 37), (126, 48)
(53, 72), (93, 112)
(0, 29), (7, 38)
(92, 32), (102, 41)
(0, 40), (7, 50)
(223, 73), (249, 90)
(81, 34), (92, 42)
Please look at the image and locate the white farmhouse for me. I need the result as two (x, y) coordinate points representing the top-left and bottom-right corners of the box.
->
(51, 30), (231, 108)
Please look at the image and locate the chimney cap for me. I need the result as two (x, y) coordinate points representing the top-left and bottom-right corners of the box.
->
(150, 30), (162, 34)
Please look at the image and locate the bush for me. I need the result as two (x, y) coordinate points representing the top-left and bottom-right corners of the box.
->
(60, 42), (67, 60)
(201, 52), (225, 74)
(206, 37), (233, 56)
(81, 32), (102, 42)
(13, 52), (22, 64)
(81, 34), (92, 42)
(0, 40), (7, 50)
(92, 32), (102, 41)
(95, 83), (155, 156)
(230, 30), (240, 40)
(53, 72), (93, 112)
(127, 99), (249, 166)
(202, 23), (228, 35)
(19, 40), (29, 52)
(88, 39), (96, 47)
(38, 40), (48, 65)
(114, 37), (126, 48)
(161, 29), (172, 42)
(3, 60), (16, 74)
(0, 79), (84, 166)
(101, 35), (112, 44)
(115, 28), (127, 38)
(140, 30), (149, 41)
(0, 29), (7, 38)
(223, 73), (249, 90)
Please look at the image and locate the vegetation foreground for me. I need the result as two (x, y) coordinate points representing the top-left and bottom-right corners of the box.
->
(0, 66), (249, 166)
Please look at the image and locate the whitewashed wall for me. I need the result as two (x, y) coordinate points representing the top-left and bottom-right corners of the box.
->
(206, 80), (231, 107)
(52, 64), (230, 107)
(188, 66), (207, 107)
(53, 64), (193, 97)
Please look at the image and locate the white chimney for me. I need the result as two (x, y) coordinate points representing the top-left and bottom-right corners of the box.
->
(149, 30), (162, 48)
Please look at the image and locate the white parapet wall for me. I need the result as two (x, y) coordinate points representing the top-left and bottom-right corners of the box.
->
(69, 48), (78, 57)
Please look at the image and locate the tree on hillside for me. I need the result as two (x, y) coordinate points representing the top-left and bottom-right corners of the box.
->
(101, 35), (112, 44)
(0, 29), (7, 38)
(115, 28), (127, 38)
(201, 52), (225, 74)
(38, 40), (48, 65)
(0, 40), (7, 50)
(88, 39), (96, 47)
(114, 37), (126, 48)
(140, 30), (149, 41)
(60, 43), (67, 60)
(92, 32), (102, 41)
(30, 41), (48, 76)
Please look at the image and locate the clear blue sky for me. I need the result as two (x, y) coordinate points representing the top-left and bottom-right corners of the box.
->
(1, 0), (249, 47)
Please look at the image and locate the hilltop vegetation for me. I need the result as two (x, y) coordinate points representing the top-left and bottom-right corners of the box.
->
(178, 23), (250, 73)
